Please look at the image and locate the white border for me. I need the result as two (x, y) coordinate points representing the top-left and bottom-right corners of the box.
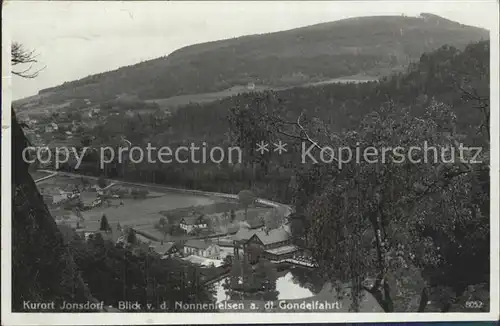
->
(2, 1), (499, 325)
(1, 1), (14, 323)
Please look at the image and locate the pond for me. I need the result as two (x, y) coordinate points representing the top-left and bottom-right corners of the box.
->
(276, 272), (314, 299)
(214, 271), (315, 303)
(213, 266), (384, 312)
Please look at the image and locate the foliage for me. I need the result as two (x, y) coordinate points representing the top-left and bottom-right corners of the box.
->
(238, 190), (256, 207)
(154, 217), (171, 240)
(222, 255), (233, 266)
(80, 177), (90, 186)
(70, 237), (215, 311)
(289, 266), (325, 295)
(263, 207), (286, 230)
(130, 187), (149, 199)
(238, 190), (256, 220)
(126, 228), (138, 245)
(99, 214), (111, 232)
(223, 256), (279, 301)
(298, 101), (488, 312)
(224, 42), (490, 312)
(97, 176), (107, 188)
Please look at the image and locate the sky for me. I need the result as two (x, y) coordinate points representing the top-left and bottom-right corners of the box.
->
(3, 1), (499, 100)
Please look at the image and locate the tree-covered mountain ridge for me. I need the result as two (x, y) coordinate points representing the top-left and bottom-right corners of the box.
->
(34, 13), (488, 103)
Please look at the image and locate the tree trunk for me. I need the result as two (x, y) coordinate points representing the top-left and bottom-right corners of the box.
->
(418, 288), (428, 312)
(365, 283), (394, 312)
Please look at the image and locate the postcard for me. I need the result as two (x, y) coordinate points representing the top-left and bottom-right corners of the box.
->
(2, 1), (499, 324)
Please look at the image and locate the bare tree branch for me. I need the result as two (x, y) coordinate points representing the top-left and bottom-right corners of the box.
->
(11, 42), (45, 79)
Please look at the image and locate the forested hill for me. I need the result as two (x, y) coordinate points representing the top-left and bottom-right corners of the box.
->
(167, 41), (489, 148)
(73, 40), (489, 204)
(37, 13), (488, 102)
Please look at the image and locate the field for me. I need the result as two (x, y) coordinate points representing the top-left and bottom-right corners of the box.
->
(37, 174), (276, 241)
(37, 175), (236, 235)
(16, 75), (379, 120)
(137, 204), (271, 240)
(37, 174), (87, 189)
(305, 74), (378, 87)
(145, 84), (271, 111)
(144, 76), (381, 111)
(80, 190), (217, 230)
(158, 202), (241, 221)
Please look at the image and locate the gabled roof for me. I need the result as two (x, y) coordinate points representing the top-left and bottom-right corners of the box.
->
(233, 226), (290, 245)
(184, 239), (214, 250)
(232, 227), (257, 242)
(254, 227), (290, 245)
(152, 242), (177, 255)
(248, 234), (265, 245)
(264, 244), (298, 255)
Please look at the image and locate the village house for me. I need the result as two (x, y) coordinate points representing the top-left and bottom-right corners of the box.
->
(233, 225), (299, 263)
(81, 229), (123, 244)
(183, 239), (221, 259)
(44, 122), (59, 133)
(152, 241), (181, 258)
(76, 222), (125, 245)
(179, 215), (208, 234)
(67, 187), (80, 199)
(232, 224), (258, 242)
(40, 187), (68, 204)
(87, 107), (101, 119)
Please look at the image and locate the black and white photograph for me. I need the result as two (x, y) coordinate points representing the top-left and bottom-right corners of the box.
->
(2, 1), (499, 324)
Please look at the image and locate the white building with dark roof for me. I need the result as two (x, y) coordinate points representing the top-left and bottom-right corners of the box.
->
(183, 239), (220, 259)
(179, 215), (208, 234)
